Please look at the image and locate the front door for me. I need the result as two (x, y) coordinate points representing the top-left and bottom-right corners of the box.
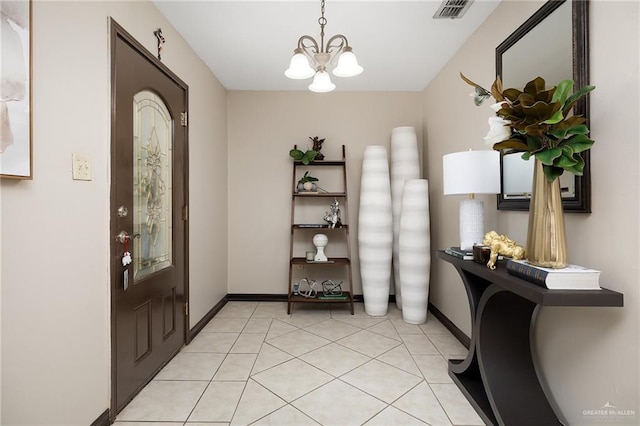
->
(110, 20), (189, 415)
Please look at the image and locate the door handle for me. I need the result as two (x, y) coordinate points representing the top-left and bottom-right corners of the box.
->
(115, 231), (141, 244)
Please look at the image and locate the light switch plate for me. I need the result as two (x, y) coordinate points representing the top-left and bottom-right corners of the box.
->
(72, 153), (92, 181)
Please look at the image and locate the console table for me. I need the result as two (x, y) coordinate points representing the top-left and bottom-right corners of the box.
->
(437, 251), (624, 426)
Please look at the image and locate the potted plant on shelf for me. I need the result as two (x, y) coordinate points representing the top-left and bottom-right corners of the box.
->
(289, 148), (317, 165)
(297, 171), (319, 192)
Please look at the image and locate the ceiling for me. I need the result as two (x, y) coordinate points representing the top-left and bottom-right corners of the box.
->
(152, 0), (501, 92)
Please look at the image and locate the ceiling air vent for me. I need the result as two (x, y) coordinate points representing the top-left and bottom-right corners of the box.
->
(433, 0), (473, 19)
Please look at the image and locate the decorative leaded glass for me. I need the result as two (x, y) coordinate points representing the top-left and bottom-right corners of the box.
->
(132, 91), (173, 280)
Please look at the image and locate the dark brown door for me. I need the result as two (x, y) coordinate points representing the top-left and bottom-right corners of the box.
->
(110, 20), (189, 415)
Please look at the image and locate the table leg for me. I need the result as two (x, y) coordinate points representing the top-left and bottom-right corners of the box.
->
(476, 285), (561, 425)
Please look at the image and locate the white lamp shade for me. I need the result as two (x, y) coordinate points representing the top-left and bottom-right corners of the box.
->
(333, 50), (364, 77)
(443, 150), (501, 195)
(308, 70), (336, 93)
(285, 52), (315, 79)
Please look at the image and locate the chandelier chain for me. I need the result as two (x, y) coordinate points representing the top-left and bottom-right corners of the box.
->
(318, 0), (327, 53)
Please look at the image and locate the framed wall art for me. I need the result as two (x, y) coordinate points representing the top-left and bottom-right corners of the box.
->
(1, 0), (32, 179)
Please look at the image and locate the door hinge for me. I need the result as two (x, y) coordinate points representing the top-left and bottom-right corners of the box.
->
(182, 205), (189, 221)
(184, 302), (189, 316)
(180, 112), (188, 127)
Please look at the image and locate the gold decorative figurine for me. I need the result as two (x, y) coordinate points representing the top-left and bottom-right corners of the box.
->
(482, 231), (525, 270)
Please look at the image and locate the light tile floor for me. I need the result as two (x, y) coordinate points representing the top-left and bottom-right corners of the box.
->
(115, 301), (485, 426)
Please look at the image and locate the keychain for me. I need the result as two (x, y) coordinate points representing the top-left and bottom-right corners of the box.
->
(122, 236), (132, 266)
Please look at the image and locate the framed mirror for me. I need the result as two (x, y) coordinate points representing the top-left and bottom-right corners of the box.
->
(496, 0), (591, 212)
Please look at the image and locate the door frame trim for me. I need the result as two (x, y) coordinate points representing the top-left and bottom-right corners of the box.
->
(109, 18), (190, 419)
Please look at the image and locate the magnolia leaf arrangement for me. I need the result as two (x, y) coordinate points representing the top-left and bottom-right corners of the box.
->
(461, 73), (595, 182)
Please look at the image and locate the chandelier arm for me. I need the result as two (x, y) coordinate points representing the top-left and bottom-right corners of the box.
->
(298, 35), (320, 53)
(325, 34), (348, 66)
(297, 35), (321, 68)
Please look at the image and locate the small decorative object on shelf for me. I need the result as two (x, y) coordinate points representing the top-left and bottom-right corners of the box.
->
(298, 277), (318, 298)
(482, 231), (525, 270)
(446, 245), (505, 263)
(297, 171), (319, 192)
(321, 279), (343, 296)
(472, 245), (492, 265)
(318, 279), (347, 300)
(506, 259), (601, 290)
(461, 73), (595, 268)
(310, 136), (325, 160)
(323, 198), (342, 228)
(445, 246), (474, 260)
(312, 233), (329, 261)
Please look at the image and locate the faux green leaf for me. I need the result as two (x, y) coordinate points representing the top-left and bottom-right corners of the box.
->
(289, 149), (304, 160)
(525, 135), (543, 152)
(542, 165), (564, 182)
(550, 123), (589, 140)
(553, 151), (579, 169)
(563, 134), (594, 153)
(551, 80), (574, 104)
(542, 109), (565, 125)
(563, 156), (585, 175)
(302, 151), (316, 165)
(535, 148), (563, 165)
(562, 85), (596, 116)
(298, 171), (319, 183)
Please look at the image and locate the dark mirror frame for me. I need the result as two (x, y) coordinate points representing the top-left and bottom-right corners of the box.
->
(496, 0), (591, 213)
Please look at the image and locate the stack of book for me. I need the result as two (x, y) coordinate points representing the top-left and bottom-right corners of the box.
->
(445, 246), (503, 261)
(506, 259), (601, 290)
(444, 247), (474, 260)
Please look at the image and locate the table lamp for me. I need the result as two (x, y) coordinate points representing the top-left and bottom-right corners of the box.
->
(443, 150), (501, 250)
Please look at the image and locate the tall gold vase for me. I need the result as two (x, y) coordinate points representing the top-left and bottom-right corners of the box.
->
(526, 160), (568, 268)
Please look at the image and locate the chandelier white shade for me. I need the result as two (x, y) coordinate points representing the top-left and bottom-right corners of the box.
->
(284, 0), (363, 92)
(308, 70), (336, 93)
(443, 150), (500, 250)
(285, 51), (315, 80)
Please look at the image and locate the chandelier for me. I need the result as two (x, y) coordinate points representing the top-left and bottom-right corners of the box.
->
(285, 0), (363, 93)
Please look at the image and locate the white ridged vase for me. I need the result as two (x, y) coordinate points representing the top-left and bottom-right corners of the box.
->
(398, 179), (431, 324)
(358, 146), (393, 316)
(390, 126), (420, 310)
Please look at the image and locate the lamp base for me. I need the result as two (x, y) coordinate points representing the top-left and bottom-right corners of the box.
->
(459, 199), (484, 251)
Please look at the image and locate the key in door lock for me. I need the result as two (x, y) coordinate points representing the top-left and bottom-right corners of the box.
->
(115, 231), (141, 244)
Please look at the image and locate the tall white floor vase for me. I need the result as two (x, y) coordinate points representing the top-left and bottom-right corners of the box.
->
(390, 126), (421, 310)
(398, 179), (431, 324)
(358, 146), (393, 316)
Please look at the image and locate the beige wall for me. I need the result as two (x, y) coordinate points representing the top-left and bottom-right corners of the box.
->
(2, 1), (638, 425)
(0, 1), (228, 424)
(227, 91), (423, 295)
(423, 1), (639, 424)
